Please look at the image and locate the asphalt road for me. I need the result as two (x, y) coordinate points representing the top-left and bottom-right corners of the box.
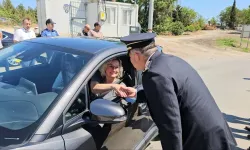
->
(146, 30), (250, 150)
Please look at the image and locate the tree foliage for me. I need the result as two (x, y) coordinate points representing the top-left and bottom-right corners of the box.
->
(229, 0), (236, 28)
(169, 21), (184, 35)
(173, 6), (197, 27)
(0, 0), (37, 25)
(219, 2), (250, 27)
(210, 17), (217, 26)
(137, 0), (205, 35)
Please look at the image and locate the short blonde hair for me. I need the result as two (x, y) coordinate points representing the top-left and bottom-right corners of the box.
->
(99, 58), (123, 78)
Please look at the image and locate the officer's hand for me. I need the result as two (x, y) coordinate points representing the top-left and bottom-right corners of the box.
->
(122, 87), (137, 98)
(111, 84), (128, 98)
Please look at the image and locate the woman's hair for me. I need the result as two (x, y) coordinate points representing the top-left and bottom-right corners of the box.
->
(99, 58), (123, 78)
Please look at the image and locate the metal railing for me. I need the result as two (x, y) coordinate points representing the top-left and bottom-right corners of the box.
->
(69, 1), (88, 37)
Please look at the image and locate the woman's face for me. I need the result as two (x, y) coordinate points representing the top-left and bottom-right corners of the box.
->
(105, 60), (120, 78)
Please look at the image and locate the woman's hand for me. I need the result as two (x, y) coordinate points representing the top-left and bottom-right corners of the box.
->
(122, 87), (137, 98)
(111, 84), (128, 97)
(111, 84), (137, 98)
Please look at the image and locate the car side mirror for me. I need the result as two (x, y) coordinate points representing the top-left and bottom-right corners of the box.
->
(90, 99), (126, 124)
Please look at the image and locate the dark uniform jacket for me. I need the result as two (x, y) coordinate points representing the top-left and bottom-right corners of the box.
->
(142, 50), (237, 150)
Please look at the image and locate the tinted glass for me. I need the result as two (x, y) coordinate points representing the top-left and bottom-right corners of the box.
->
(0, 42), (93, 147)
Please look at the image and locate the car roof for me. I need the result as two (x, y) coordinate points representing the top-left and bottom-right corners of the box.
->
(28, 36), (127, 54)
(2, 31), (13, 36)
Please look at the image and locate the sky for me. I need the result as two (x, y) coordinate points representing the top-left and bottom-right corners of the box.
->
(0, 0), (250, 19)
(180, 0), (250, 19)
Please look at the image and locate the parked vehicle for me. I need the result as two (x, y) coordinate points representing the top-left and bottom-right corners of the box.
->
(1, 31), (14, 48)
(0, 37), (158, 150)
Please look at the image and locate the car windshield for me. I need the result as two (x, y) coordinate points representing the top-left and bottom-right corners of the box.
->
(0, 41), (93, 147)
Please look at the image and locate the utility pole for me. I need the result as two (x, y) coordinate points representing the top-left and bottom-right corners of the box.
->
(148, 0), (154, 33)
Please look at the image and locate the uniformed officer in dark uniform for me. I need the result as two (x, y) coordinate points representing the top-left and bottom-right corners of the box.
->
(120, 33), (238, 150)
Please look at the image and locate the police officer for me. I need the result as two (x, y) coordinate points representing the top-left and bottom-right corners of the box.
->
(41, 19), (59, 37)
(120, 33), (238, 150)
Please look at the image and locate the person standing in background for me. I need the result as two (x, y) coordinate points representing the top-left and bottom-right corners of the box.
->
(78, 24), (90, 36)
(41, 19), (59, 37)
(13, 17), (36, 43)
(89, 22), (103, 39)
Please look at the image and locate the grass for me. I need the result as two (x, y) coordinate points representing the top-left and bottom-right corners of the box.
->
(216, 38), (237, 47)
(216, 37), (250, 53)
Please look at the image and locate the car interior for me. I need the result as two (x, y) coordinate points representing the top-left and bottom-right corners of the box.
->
(0, 49), (90, 129)
(66, 55), (138, 120)
(67, 55), (140, 150)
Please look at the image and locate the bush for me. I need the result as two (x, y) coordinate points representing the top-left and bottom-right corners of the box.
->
(169, 21), (184, 35)
(185, 23), (202, 32)
(196, 16), (206, 30)
(194, 24), (201, 31)
(154, 17), (173, 34)
(185, 25), (195, 32)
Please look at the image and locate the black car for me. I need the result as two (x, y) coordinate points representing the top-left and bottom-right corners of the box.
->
(1, 31), (14, 48)
(0, 37), (158, 150)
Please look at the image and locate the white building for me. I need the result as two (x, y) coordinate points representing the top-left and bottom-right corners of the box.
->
(36, 0), (139, 37)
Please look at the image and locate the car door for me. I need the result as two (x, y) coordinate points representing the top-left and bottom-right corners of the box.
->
(12, 136), (65, 150)
(61, 85), (97, 150)
(97, 56), (156, 150)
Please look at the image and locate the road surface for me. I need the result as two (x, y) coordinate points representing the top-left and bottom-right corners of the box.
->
(146, 30), (250, 150)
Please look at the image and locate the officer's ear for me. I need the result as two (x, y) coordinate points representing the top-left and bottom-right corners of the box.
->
(133, 51), (141, 62)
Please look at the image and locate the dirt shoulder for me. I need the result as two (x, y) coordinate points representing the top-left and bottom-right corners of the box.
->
(156, 30), (250, 60)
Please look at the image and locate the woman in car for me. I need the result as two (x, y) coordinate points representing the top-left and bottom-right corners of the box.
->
(90, 58), (128, 100)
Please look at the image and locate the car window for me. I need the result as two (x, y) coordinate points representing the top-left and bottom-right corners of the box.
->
(2, 34), (7, 39)
(0, 44), (52, 73)
(0, 42), (93, 147)
(65, 86), (88, 121)
(4, 52), (50, 72)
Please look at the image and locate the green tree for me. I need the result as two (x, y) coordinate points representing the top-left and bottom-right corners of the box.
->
(173, 6), (197, 27)
(119, 0), (204, 34)
(137, 0), (177, 33)
(229, 0), (236, 28)
(153, 0), (177, 33)
(0, 0), (38, 25)
(196, 15), (206, 29)
(210, 17), (217, 26)
(239, 8), (250, 24)
(2, 0), (15, 17)
(15, 4), (26, 22)
(219, 6), (240, 27)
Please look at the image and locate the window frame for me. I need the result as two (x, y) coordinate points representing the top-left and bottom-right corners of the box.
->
(61, 52), (128, 127)
(106, 7), (117, 25)
(63, 85), (89, 123)
(122, 9), (133, 26)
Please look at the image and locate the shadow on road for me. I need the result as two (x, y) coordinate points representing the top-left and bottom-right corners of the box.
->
(223, 113), (250, 126)
(231, 127), (249, 140)
(243, 78), (250, 80)
(228, 31), (241, 35)
(223, 113), (250, 141)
